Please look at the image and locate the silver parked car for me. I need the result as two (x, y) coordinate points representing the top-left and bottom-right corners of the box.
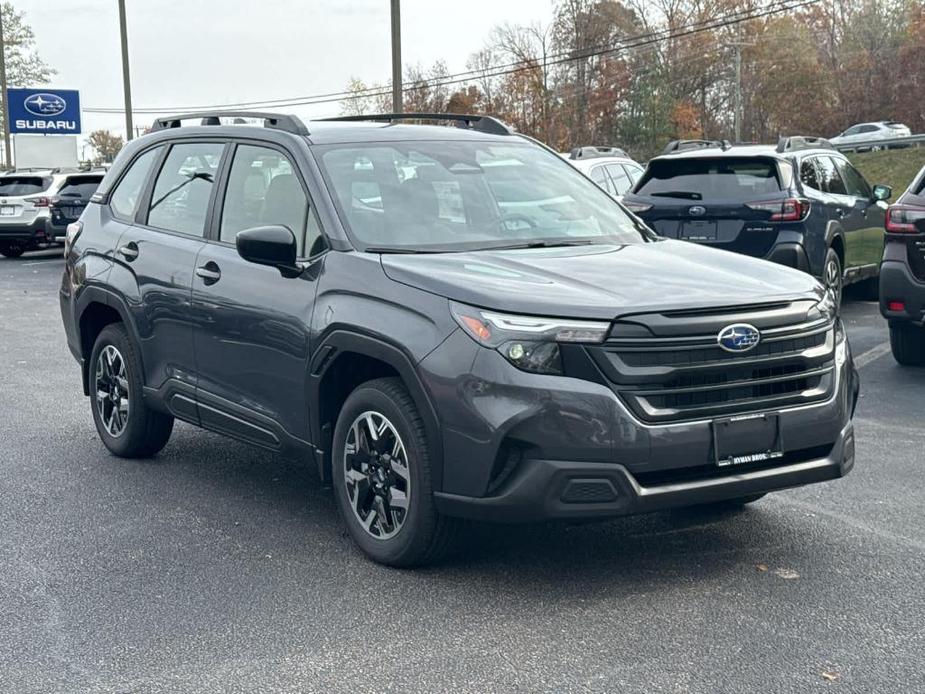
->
(562, 146), (644, 199)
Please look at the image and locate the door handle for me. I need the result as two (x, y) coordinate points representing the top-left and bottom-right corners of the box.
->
(195, 262), (221, 285)
(117, 242), (139, 261)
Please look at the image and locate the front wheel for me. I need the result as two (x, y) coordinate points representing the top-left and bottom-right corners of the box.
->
(889, 323), (925, 366)
(332, 377), (458, 567)
(89, 324), (174, 457)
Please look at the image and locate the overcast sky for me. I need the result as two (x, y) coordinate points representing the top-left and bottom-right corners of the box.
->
(16, 0), (554, 144)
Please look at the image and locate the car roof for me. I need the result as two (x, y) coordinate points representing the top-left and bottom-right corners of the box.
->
(567, 155), (640, 169)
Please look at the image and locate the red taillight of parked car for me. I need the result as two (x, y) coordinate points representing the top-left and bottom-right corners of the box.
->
(622, 201), (652, 214)
(23, 196), (51, 207)
(746, 198), (808, 221)
(885, 204), (925, 233)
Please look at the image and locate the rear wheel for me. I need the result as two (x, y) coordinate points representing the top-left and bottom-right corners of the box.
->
(0, 241), (25, 258)
(89, 324), (174, 457)
(889, 323), (925, 366)
(332, 377), (458, 567)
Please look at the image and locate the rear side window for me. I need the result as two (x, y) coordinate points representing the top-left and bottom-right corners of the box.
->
(800, 159), (820, 191)
(0, 176), (51, 196)
(589, 165), (615, 195)
(110, 148), (160, 219)
(147, 142), (224, 236)
(635, 158), (781, 200)
(58, 177), (104, 199)
(813, 157), (848, 196)
(605, 164), (632, 195)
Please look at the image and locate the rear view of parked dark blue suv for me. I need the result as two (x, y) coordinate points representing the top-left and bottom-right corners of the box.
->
(60, 113), (858, 566)
(622, 137), (892, 304)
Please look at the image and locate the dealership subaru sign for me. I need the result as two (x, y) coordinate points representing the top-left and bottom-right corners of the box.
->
(6, 88), (81, 134)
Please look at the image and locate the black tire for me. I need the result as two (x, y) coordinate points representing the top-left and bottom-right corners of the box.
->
(889, 323), (925, 366)
(0, 241), (25, 258)
(332, 377), (458, 567)
(822, 247), (843, 309)
(89, 323), (174, 457)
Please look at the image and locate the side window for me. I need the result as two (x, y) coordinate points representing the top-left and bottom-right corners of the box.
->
(859, 124), (878, 134)
(220, 144), (321, 257)
(835, 159), (872, 199)
(589, 165), (616, 195)
(605, 164), (632, 195)
(147, 142), (223, 236)
(814, 156), (848, 196)
(109, 147), (160, 219)
(842, 126), (860, 136)
(800, 158), (820, 191)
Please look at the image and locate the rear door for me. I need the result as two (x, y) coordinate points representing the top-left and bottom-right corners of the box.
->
(630, 156), (786, 258)
(113, 141), (224, 398)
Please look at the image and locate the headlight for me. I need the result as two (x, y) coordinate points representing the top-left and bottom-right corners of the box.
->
(450, 302), (610, 375)
(811, 289), (837, 322)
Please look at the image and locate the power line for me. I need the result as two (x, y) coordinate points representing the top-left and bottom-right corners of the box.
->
(83, 0), (818, 115)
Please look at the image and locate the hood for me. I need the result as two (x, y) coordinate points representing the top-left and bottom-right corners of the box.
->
(380, 240), (823, 320)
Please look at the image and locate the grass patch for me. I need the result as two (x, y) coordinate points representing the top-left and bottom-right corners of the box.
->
(848, 147), (925, 198)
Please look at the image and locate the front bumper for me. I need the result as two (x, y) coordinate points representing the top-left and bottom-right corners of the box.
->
(880, 260), (925, 326)
(435, 421), (854, 522)
(422, 326), (858, 523)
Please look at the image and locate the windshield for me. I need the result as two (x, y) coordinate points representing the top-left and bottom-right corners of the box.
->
(314, 140), (647, 252)
(635, 157), (781, 200)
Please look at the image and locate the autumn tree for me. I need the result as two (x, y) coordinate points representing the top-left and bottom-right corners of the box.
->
(87, 130), (124, 163)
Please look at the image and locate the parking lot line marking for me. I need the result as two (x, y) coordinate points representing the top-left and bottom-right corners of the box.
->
(21, 259), (62, 266)
(854, 341), (892, 369)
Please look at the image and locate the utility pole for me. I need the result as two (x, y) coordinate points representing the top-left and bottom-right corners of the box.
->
(733, 43), (742, 143)
(118, 0), (134, 141)
(0, 7), (12, 169)
(390, 0), (402, 113)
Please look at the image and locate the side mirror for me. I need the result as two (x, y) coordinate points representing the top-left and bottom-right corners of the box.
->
(236, 225), (300, 276)
(872, 184), (892, 202)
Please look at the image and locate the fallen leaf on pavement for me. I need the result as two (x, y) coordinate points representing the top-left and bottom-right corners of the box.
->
(822, 670), (840, 682)
(775, 568), (800, 580)
(756, 563), (769, 572)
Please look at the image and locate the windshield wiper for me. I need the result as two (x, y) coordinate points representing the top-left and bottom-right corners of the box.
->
(481, 239), (596, 251)
(649, 191), (703, 200)
(364, 246), (450, 254)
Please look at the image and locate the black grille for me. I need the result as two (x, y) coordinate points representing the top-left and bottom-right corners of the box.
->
(589, 304), (837, 424)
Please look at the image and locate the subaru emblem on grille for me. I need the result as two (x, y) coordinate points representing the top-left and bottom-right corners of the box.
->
(688, 205), (706, 216)
(717, 323), (760, 352)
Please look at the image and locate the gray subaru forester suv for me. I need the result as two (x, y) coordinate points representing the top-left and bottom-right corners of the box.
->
(59, 112), (859, 566)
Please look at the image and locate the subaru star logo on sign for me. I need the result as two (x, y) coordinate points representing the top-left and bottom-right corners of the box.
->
(717, 323), (761, 353)
(6, 87), (81, 134)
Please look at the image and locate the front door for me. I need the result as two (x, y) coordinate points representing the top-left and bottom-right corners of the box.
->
(834, 157), (886, 270)
(191, 142), (325, 446)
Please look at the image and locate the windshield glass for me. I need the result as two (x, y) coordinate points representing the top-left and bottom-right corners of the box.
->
(314, 140), (646, 252)
(635, 157), (781, 200)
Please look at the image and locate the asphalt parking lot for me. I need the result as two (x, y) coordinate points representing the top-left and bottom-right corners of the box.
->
(2, 251), (924, 694)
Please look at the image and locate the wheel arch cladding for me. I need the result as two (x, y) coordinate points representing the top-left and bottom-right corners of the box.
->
(309, 331), (444, 490)
(76, 288), (141, 396)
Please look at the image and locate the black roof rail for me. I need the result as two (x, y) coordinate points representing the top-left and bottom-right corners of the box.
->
(662, 139), (732, 155)
(775, 136), (834, 153)
(318, 112), (515, 136)
(568, 145), (629, 160)
(151, 111), (309, 136)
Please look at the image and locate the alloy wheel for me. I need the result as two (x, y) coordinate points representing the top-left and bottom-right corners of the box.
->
(95, 345), (130, 437)
(343, 410), (411, 539)
(825, 255), (842, 307)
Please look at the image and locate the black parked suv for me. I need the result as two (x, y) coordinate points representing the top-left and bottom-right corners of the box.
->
(880, 164), (925, 364)
(60, 112), (859, 566)
(622, 138), (892, 303)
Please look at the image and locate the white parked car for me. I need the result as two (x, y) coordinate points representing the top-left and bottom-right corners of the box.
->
(829, 121), (912, 150)
(561, 146), (645, 199)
